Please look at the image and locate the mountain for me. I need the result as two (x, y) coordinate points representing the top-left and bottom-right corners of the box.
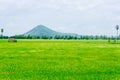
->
(24, 25), (79, 37)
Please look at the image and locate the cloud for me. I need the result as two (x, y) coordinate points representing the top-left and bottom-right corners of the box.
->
(0, 0), (105, 11)
(0, 0), (120, 36)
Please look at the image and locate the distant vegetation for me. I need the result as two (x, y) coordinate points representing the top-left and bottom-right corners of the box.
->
(0, 25), (119, 41)
(9, 34), (110, 40)
(0, 34), (118, 41)
(0, 35), (8, 39)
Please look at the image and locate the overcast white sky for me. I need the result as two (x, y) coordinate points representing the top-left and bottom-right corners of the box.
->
(0, 0), (120, 36)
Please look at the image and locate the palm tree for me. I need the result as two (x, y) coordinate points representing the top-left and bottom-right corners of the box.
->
(115, 25), (119, 42)
(1, 28), (4, 39)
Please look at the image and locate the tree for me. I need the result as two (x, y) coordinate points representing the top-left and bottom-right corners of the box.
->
(1, 28), (4, 39)
(115, 25), (119, 42)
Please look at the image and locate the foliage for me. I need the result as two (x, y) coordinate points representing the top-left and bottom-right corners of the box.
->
(1, 35), (120, 41)
(0, 35), (8, 39)
(9, 35), (117, 40)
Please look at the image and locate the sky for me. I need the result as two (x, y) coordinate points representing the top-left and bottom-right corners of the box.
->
(0, 0), (120, 36)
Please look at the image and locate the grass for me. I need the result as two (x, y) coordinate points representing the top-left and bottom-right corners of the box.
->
(0, 40), (120, 80)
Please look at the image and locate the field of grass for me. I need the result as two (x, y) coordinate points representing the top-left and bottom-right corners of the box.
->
(0, 40), (120, 80)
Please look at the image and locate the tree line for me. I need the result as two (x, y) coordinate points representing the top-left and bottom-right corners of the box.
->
(0, 34), (117, 40)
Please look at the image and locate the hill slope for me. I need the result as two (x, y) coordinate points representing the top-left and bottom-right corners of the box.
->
(24, 25), (79, 37)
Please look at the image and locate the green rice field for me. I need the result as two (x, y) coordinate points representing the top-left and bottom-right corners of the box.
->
(0, 40), (120, 80)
